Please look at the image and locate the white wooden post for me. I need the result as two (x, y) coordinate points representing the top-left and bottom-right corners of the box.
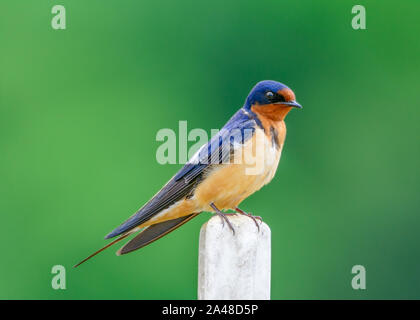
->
(198, 215), (271, 300)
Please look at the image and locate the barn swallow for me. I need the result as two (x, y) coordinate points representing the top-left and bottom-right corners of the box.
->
(74, 80), (302, 267)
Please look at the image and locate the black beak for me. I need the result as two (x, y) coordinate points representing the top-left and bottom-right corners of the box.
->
(281, 100), (303, 109)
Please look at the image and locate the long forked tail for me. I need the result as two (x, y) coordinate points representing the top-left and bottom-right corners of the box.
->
(73, 229), (138, 268)
(117, 213), (200, 255)
(74, 213), (200, 267)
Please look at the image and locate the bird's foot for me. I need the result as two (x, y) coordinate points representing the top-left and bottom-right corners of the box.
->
(235, 207), (262, 231)
(210, 203), (235, 235)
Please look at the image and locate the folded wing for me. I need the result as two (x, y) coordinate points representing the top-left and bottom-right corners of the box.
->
(105, 108), (256, 239)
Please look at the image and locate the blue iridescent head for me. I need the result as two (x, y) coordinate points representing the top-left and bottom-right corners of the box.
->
(244, 80), (302, 110)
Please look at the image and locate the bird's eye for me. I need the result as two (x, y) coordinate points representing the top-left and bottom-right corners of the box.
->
(265, 91), (274, 99)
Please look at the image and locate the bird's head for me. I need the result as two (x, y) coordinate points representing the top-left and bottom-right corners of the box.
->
(244, 80), (302, 121)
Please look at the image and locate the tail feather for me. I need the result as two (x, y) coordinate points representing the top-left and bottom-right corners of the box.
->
(117, 213), (200, 255)
(73, 228), (138, 268)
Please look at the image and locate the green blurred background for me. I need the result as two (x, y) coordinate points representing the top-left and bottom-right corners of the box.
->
(1, 0), (419, 299)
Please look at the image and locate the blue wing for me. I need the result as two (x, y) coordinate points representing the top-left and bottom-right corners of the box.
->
(105, 108), (257, 239)
(173, 108), (257, 182)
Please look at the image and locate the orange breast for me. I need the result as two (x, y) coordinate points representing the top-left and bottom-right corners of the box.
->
(193, 125), (286, 211)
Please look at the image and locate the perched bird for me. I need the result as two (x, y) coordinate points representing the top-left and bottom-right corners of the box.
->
(74, 80), (302, 267)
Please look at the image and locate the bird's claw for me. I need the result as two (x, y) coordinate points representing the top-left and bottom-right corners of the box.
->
(235, 207), (262, 231)
(210, 203), (235, 235)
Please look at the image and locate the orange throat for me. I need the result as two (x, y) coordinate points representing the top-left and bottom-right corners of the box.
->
(251, 104), (292, 122)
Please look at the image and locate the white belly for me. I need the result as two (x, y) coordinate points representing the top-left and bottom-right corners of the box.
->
(237, 127), (282, 190)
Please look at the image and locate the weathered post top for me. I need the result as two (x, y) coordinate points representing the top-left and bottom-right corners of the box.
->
(198, 214), (271, 300)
